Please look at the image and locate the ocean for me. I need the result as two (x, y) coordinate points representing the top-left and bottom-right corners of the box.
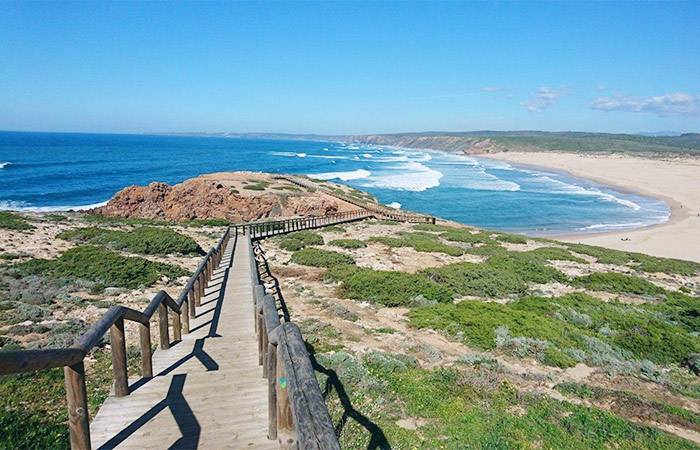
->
(0, 131), (669, 236)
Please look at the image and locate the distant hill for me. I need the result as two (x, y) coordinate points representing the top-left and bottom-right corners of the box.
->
(151, 131), (700, 157)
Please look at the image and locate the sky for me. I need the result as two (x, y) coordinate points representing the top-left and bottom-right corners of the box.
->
(0, 1), (699, 135)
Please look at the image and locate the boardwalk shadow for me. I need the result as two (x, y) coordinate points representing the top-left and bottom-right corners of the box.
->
(310, 355), (391, 450)
(98, 374), (200, 450)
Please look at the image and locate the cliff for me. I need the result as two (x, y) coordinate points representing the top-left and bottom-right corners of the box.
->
(93, 172), (357, 222)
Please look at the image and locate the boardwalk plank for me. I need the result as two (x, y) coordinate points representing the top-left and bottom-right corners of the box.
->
(89, 240), (276, 449)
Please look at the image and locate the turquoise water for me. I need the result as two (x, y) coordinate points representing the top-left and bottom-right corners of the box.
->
(0, 131), (669, 236)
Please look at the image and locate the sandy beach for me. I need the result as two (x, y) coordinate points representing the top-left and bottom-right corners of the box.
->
(486, 152), (700, 263)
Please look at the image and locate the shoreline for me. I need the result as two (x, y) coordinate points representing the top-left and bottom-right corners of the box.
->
(481, 151), (700, 263)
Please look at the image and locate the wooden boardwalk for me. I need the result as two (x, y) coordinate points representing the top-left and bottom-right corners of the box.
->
(89, 238), (276, 449)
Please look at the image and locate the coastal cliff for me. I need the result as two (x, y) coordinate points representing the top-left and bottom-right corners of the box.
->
(93, 172), (357, 222)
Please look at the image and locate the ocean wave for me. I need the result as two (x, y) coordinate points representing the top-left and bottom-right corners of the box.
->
(387, 202), (402, 209)
(577, 222), (650, 231)
(0, 162), (10, 169)
(309, 169), (371, 181)
(530, 175), (641, 210)
(358, 161), (443, 192)
(0, 200), (109, 212)
(296, 153), (306, 158)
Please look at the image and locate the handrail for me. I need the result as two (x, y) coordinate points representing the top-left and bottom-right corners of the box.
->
(251, 238), (340, 449)
(236, 208), (374, 240)
(272, 174), (436, 224)
(0, 225), (236, 449)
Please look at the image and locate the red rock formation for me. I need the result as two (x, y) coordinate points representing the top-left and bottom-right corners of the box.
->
(94, 174), (355, 222)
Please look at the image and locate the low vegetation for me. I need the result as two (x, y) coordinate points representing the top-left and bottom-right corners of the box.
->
(17, 246), (189, 289)
(370, 232), (464, 256)
(327, 264), (452, 307)
(57, 226), (203, 255)
(290, 248), (355, 268)
(328, 239), (366, 249)
(278, 231), (324, 251)
(0, 211), (33, 230)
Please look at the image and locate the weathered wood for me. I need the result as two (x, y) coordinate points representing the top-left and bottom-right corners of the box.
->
(0, 348), (84, 375)
(276, 345), (295, 447)
(189, 289), (196, 318)
(139, 322), (153, 378)
(262, 294), (280, 336)
(193, 278), (201, 307)
(262, 320), (269, 377)
(110, 317), (129, 397)
(279, 323), (340, 449)
(181, 300), (190, 334)
(65, 361), (91, 450)
(267, 343), (278, 441)
(172, 310), (182, 342)
(158, 302), (169, 350)
(76, 306), (123, 353)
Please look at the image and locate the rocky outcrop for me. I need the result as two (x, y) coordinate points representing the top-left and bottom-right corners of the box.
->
(94, 173), (354, 222)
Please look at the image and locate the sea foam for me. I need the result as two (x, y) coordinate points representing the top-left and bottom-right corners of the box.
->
(0, 162), (10, 169)
(309, 169), (371, 181)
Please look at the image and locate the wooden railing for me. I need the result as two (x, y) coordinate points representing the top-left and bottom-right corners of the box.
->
(249, 237), (340, 449)
(0, 226), (235, 449)
(272, 174), (436, 224)
(238, 209), (373, 240)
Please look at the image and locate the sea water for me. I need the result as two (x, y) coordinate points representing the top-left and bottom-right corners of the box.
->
(0, 131), (669, 236)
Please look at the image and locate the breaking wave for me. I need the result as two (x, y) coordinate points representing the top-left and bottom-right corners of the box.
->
(309, 169), (371, 181)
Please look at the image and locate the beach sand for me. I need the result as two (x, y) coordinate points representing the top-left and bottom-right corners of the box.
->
(486, 152), (700, 263)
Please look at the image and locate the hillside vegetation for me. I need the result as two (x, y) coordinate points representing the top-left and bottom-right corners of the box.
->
(265, 219), (700, 447)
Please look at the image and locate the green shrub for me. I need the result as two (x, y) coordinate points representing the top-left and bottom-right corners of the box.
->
(243, 181), (270, 191)
(631, 253), (700, 276)
(410, 291), (700, 368)
(565, 243), (631, 265)
(290, 248), (355, 267)
(338, 268), (452, 306)
(440, 229), (493, 244)
(57, 226), (202, 255)
(566, 243), (700, 275)
(495, 233), (528, 244)
(525, 247), (588, 264)
(573, 272), (666, 297)
(329, 239), (366, 249)
(278, 231), (324, 251)
(0, 211), (33, 230)
(322, 226), (346, 232)
(412, 224), (457, 232)
(18, 246), (189, 289)
(272, 185), (302, 192)
(325, 264), (367, 281)
(377, 220), (400, 226)
(421, 262), (528, 298)
(184, 218), (229, 227)
(487, 253), (569, 284)
(369, 232), (464, 256)
(555, 382), (594, 398)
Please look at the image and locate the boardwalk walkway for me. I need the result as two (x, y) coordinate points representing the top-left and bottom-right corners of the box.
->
(89, 237), (276, 449)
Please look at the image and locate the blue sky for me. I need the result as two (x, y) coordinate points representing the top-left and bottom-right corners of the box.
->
(0, 1), (698, 135)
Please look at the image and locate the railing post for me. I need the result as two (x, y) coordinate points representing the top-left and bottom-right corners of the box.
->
(65, 361), (91, 450)
(262, 321), (269, 378)
(189, 290), (196, 318)
(267, 343), (278, 440)
(158, 302), (170, 350)
(172, 309), (182, 342)
(276, 349), (294, 446)
(139, 322), (153, 378)
(110, 316), (129, 397)
(257, 312), (264, 366)
(182, 301), (190, 334)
